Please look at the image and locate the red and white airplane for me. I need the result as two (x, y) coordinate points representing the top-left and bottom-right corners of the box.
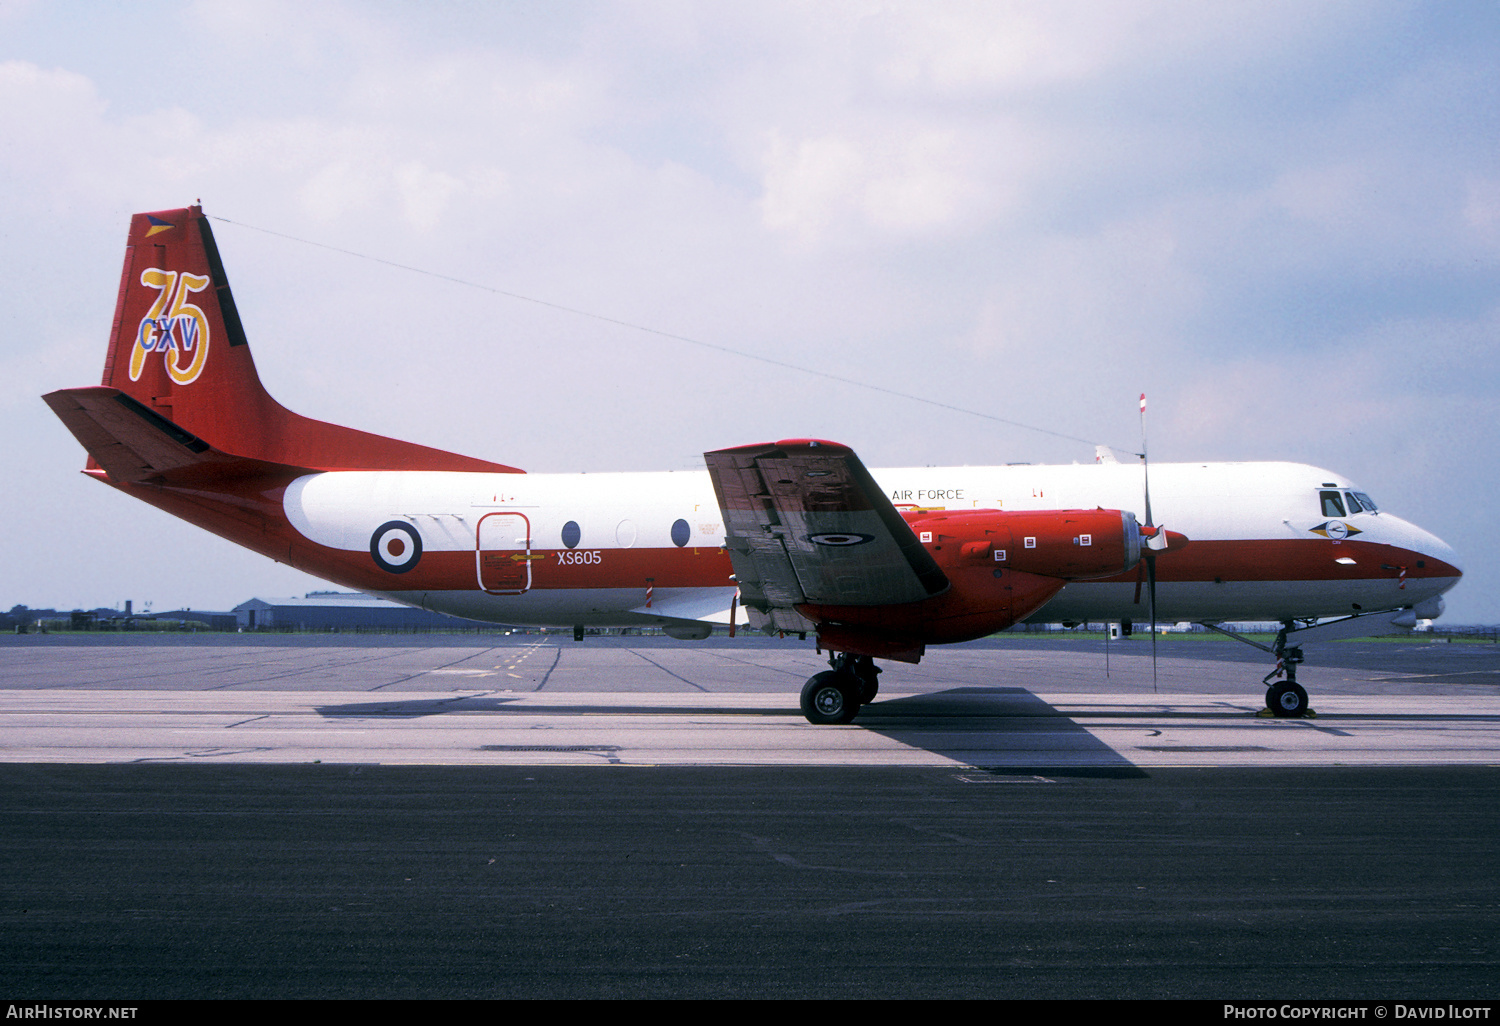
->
(44, 206), (1463, 723)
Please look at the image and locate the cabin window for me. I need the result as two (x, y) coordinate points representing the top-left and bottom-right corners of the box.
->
(1320, 491), (1346, 518)
(561, 521), (581, 549)
(670, 519), (690, 547)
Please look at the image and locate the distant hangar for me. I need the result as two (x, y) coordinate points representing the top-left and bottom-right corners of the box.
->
(234, 592), (485, 632)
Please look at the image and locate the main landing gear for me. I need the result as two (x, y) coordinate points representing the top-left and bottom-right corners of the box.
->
(800, 653), (881, 725)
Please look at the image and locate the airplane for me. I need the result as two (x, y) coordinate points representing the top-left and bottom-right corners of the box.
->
(43, 205), (1463, 724)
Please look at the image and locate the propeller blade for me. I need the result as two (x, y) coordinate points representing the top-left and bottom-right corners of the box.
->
(1140, 392), (1157, 691)
(1139, 392), (1153, 526)
(1147, 552), (1158, 691)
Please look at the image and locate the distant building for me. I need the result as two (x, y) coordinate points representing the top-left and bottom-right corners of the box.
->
(155, 609), (238, 631)
(233, 592), (489, 632)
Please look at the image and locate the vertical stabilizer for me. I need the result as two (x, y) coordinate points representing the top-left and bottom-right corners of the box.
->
(92, 205), (520, 474)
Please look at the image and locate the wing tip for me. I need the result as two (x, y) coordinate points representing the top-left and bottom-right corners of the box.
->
(706, 438), (853, 458)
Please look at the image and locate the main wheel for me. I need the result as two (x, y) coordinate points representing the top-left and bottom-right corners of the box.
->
(1267, 681), (1309, 718)
(801, 671), (861, 725)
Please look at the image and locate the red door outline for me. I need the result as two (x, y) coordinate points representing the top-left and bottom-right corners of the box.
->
(476, 511), (533, 594)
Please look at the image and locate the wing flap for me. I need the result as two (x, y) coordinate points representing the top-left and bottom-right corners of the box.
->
(704, 440), (947, 630)
(629, 586), (739, 625)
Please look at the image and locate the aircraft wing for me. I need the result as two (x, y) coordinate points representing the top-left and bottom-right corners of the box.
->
(629, 587), (739, 624)
(704, 439), (948, 634)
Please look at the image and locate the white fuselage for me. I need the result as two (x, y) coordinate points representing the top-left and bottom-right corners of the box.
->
(280, 460), (1462, 631)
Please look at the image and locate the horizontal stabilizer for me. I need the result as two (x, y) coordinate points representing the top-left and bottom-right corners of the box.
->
(42, 385), (307, 484)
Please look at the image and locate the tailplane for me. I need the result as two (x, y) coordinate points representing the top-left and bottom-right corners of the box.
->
(47, 205), (520, 477)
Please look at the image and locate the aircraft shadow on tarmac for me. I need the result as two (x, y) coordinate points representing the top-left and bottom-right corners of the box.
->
(853, 687), (1146, 774)
(314, 687), (1146, 775)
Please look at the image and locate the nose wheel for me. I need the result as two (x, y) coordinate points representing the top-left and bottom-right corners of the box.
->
(1266, 680), (1309, 717)
(1262, 639), (1313, 718)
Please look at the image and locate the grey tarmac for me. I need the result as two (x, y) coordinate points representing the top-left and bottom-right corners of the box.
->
(2, 634), (1497, 999)
(1, 634), (1497, 766)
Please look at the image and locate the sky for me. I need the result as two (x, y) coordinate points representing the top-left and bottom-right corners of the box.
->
(3, 0), (1497, 622)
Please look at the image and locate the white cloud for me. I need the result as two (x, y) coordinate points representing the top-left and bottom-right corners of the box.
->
(1463, 176), (1500, 247)
(758, 121), (1031, 245)
(0, 61), (110, 203)
(3, 1), (1496, 619)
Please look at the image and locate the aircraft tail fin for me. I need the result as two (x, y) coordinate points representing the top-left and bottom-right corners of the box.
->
(82, 205), (521, 475)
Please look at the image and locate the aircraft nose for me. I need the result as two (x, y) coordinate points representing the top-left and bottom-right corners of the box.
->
(1390, 515), (1463, 590)
(1434, 544), (1462, 580)
(1420, 525), (1461, 579)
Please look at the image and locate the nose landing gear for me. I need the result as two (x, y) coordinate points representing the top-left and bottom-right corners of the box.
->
(1200, 620), (1317, 718)
(1262, 634), (1313, 718)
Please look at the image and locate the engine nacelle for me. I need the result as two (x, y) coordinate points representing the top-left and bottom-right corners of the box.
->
(800, 507), (1145, 658)
(902, 507), (1142, 581)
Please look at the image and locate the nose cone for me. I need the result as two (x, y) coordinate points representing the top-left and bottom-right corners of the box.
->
(1409, 518), (1462, 578)
(1384, 513), (1463, 600)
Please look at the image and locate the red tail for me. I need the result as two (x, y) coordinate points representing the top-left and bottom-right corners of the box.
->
(51, 205), (520, 476)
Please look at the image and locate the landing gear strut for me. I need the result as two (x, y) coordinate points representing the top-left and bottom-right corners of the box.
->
(1198, 620), (1314, 718)
(1262, 625), (1311, 718)
(800, 653), (880, 725)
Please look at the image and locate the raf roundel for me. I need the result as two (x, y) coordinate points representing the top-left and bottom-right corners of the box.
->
(808, 532), (875, 547)
(370, 521), (423, 573)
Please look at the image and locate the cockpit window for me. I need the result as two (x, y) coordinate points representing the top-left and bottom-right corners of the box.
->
(1350, 491), (1378, 513)
(1320, 491), (1346, 518)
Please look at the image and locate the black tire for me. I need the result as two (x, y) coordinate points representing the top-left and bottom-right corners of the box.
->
(1268, 681), (1309, 718)
(849, 656), (880, 703)
(801, 671), (861, 725)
